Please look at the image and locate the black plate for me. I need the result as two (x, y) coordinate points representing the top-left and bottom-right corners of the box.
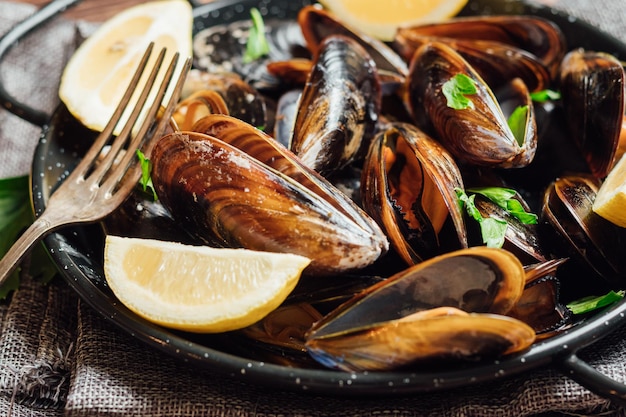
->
(30, 0), (626, 396)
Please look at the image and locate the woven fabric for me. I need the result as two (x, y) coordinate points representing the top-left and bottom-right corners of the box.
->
(1, 0), (626, 416)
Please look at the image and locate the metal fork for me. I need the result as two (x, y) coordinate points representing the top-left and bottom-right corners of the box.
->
(0, 43), (192, 286)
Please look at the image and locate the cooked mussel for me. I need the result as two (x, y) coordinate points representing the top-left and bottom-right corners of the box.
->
(541, 174), (626, 286)
(361, 122), (467, 264)
(298, 5), (408, 85)
(304, 247), (534, 371)
(407, 41), (537, 168)
(394, 33), (552, 92)
(559, 49), (625, 178)
(394, 15), (566, 79)
(150, 115), (388, 275)
(290, 35), (382, 176)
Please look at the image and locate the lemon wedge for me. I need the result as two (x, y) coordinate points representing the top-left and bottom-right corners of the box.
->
(319, 0), (468, 41)
(58, 0), (193, 133)
(103, 235), (311, 333)
(593, 154), (626, 227)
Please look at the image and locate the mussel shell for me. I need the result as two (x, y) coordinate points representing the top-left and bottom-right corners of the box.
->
(541, 174), (626, 285)
(151, 129), (387, 275)
(306, 247), (526, 342)
(172, 90), (230, 131)
(393, 35), (551, 92)
(407, 41), (536, 168)
(298, 5), (408, 79)
(190, 114), (388, 239)
(395, 15), (566, 78)
(509, 259), (572, 337)
(559, 49), (625, 178)
(361, 122), (467, 264)
(178, 70), (269, 132)
(306, 307), (536, 372)
(290, 35), (382, 176)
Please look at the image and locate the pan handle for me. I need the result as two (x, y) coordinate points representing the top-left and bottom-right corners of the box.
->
(0, 0), (83, 127)
(557, 352), (626, 407)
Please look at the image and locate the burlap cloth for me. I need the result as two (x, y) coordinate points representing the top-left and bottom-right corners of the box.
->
(1, 0), (626, 415)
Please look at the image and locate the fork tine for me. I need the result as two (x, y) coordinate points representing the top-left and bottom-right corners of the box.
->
(88, 46), (168, 185)
(100, 53), (192, 197)
(67, 42), (157, 182)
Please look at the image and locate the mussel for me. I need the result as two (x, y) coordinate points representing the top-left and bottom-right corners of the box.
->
(541, 174), (626, 286)
(289, 35), (382, 176)
(394, 15), (566, 79)
(407, 41), (537, 168)
(304, 247), (534, 371)
(361, 122), (467, 264)
(151, 114), (388, 276)
(559, 49), (625, 178)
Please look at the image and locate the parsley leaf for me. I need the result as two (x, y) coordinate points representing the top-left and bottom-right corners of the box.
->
(136, 150), (158, 201)
(467, 187), (538, 225)
(507, 105), (528, 147)
(566, 290), (625, 315)
(0, 175), (57, 298)
(455, 188), (507, 248)
(243, 8), (270, 64)
(530, 89), (561, 103)
(443, 73), (478, 110)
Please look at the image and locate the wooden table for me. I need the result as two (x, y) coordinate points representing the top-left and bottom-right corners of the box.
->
(14, 0), (211, 21)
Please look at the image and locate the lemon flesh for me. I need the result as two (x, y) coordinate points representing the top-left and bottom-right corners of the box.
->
(319, 0), (468, 41)
(58, 0), (193, 133)
(104, 236), (311, 333)
(593, 154), (626, 227)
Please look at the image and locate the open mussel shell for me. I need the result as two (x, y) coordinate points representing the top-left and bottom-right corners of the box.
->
(179, 70), (269, 132)
(393, 35), (551, 93)
(559, 49), (625, 178)
(298, 5), (408, 78)
(151, 114), (388, 275)
(407, 41), (537, 168)
(290, 34), (381, 176)
(304, 247), (532, 371)
(541, 174), (626, 286)
(394, 15), (566, 79)
(306, 307), (535, 372)
(509, 259), (573, 337)
(361, 122), (467, 264)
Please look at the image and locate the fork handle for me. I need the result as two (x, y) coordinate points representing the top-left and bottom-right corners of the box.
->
(0, 214), (58, 287)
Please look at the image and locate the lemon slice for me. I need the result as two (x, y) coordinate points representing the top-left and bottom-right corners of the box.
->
(593, 154), (626, 227)
(58, 0), (193, 133)
(319, 0), (468, 41)
(103, 235), (311, 333)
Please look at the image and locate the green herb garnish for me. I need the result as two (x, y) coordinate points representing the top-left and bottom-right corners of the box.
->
(136, 150), (157, 201)
(0, 175), (56, 298)
(456, 188), (508, 248)
(507, 105), (529, 147)
(467, 187), (538, 225)
(530, 89), (561, 103)
(443, 73), (478, 110)
(243, 7), (270, 64)
(566, 290), (625, 315)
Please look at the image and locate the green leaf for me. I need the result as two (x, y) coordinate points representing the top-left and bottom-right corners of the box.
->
(0, 175), (57, 298)
(480, 217), (508, 248)
(467, 187), (538, 225)
(507, 105), (528, 147)
(136, 150), (158, 201)
(566, 290), (625, 315)
(456, 188), (508, 248)
(443, 74), (478, 110)
(530, 89), (561, 103)
(243, 8), (270, 64)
